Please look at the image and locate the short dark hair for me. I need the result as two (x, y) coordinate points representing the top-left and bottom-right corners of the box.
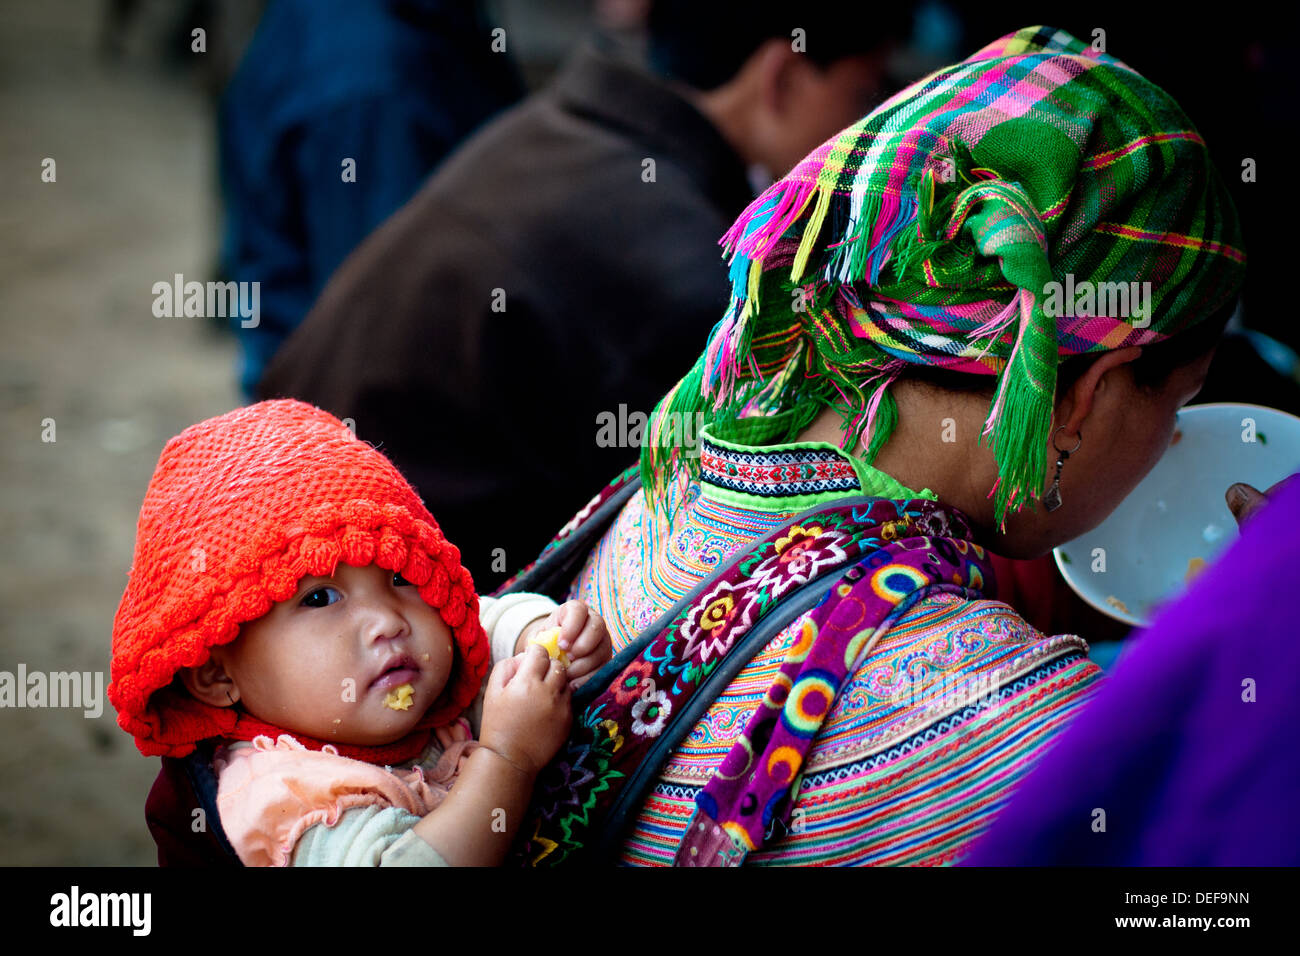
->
(1126, 298), (1236, 390)
(646, 1), (912, 90)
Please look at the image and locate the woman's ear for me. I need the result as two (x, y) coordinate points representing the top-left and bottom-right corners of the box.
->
(178, 654), (239, 708)
(1054, 346), (1142, 436)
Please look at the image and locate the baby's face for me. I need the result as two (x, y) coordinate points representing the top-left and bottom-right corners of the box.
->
(211, 562), (456, 745)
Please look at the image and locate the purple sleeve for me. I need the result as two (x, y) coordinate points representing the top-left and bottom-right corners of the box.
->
(965, 478), (1300, 865)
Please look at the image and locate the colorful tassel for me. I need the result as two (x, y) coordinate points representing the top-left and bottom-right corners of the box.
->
(977, 290), (1059, 530)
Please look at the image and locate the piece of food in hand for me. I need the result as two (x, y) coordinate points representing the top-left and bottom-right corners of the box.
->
(528, 626), (571, 665)
(1185, 557), (1207, 583)
(383, 683), (415, 711)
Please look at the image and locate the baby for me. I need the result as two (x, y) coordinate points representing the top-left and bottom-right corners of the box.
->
(108, 400), (610, 866)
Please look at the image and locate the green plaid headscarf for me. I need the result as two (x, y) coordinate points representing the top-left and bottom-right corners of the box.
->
(643, 25), (1246, 530)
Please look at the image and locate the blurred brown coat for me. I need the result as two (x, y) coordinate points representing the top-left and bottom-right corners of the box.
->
(260, 42), (753, 590)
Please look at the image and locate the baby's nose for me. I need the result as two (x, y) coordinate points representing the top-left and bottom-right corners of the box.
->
(361, 602), (409, 644)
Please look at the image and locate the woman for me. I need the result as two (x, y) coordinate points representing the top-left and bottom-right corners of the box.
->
(503, 26), (1246, 866)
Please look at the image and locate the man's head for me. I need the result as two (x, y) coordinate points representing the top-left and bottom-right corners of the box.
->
(647, 1), (912, 178)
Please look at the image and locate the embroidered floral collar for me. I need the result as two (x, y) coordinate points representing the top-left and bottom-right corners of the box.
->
(696, 426), (937, 512)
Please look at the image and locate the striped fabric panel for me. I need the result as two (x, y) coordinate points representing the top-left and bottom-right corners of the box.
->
(641, 592), (1090, 780)
(620, 651), (1099, 866)
(567, 427), (1105, 866)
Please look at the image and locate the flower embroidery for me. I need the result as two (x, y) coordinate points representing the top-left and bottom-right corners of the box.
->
(680, 580), (756, 662)
(773, 524), (823, 559)
(879, 518), (912, 541)
(535, 739), (602, 822)
(916, 508), (953, 538)
(630, 690), (671, 737)
(526, 818), (559, 866)
(749, 529), (852, 600)
(599, 718), (624, 752)
(612, 660), (653, 705)
(700, 594), (735, 631)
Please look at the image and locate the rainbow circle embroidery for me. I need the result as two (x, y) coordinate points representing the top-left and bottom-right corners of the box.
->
(781, 671), (837, 737)
(766, 745), (802, 784)
(871, 563), (929, 603)
(785, 618), (817, 664)
(713, 732), (755, 781)
(722, 820), (756, 851)
(843, 625), (880, 670)
(763, 671), (794, 710)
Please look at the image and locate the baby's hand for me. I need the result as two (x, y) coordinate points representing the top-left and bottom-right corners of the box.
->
(478, 645), (572, 776)
(555, 601), (613, 689)
(520, 600), (612, 690)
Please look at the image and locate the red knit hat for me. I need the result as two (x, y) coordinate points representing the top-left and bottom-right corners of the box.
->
(109, 400), (488, 762)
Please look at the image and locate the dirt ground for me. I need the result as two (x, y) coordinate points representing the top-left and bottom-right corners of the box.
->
(1, 1), (241, 865)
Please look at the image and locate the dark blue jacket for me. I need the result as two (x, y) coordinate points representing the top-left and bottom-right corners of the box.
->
(220, 0), (523, 393)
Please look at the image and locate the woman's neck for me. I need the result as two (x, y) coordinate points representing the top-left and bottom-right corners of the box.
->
(795, 389), (999, 534)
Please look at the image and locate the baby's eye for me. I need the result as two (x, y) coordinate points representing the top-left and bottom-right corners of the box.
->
(392, 572), (413, 587)
(300, 586), (342, 608)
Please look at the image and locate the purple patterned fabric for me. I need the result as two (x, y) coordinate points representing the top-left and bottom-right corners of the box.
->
(965, 478), (1300, 865)
(511, 496), (997, 866)
(676, 506), (994, 865)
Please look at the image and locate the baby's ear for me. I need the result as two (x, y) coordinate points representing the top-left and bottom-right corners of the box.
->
(177, 656), (239, 708)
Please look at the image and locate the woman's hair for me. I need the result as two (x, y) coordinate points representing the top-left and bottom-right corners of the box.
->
(901, 297), (1237, 400)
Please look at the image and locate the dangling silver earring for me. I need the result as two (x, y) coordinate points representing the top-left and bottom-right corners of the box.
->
(1044, 426), (1082, 512)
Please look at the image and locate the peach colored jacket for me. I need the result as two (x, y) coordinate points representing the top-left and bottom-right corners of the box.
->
(214, 723), (477, 866)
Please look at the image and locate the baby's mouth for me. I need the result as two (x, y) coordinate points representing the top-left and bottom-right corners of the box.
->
(370, 655), (420, 692)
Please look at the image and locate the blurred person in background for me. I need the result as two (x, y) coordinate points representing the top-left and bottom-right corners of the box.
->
(221, 0), (525, 396)
(259, 2), (914, 590)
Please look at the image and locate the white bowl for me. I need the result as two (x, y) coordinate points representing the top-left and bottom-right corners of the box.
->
(1053, 403), (1300, 626)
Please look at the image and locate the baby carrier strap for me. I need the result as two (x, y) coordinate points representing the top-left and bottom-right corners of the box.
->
(675, 506), (995, 865)
(512, 496), (985, 866)
(596, 558), (857, 861)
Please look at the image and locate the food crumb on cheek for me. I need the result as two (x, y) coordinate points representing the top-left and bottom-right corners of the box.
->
(383, 683), (415, 711)
(421, 653), (430, 661)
